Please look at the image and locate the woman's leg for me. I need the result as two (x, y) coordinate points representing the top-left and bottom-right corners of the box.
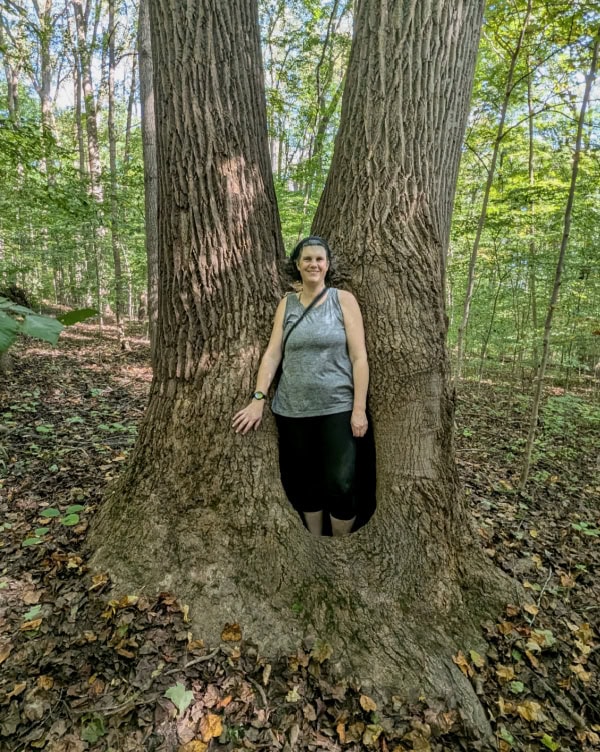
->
(318, 411), (357, 536)
(275, 414), (323, 535)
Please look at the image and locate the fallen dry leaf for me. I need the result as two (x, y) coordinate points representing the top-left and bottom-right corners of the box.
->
(0, 643), (12, 664)
(363, 724), (384, 747)
(359, 694), (377, 712)
(220, 623), (242, 641)
(496, 665), (515, 683)
(346, 722), (366, 742)
(262, 663), (272, 685)
(452, 651), (473, 677)
(89, 572), (109, 591)
(525, 649), (540, 668)
(7, 682), (27, 699)
(517, 700), (547, 722)
(497, 697), (517, 715)
(498, 621), (515, 635)
(20, 618), (42, 631)
(178, 742), (208, 752)
(37, 676), (54, 690)
(199, 713), (222, 742)
(570, 663), (592, 682)
(310, 640), (333, 663)
(22, 590), (41, 604)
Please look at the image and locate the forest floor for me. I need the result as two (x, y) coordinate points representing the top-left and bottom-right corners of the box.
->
(0, 324), (599, 752)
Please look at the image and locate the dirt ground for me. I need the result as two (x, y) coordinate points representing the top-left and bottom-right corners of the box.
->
(0, 324), (598, 751)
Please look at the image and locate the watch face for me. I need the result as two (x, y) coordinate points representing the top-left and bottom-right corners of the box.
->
(253, 391), (265, 400)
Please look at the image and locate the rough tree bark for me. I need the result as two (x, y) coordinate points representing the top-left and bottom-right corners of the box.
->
(91, 0), (516, 736)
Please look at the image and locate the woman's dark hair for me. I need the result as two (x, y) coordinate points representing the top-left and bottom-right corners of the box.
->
(289, 236), (332, 282)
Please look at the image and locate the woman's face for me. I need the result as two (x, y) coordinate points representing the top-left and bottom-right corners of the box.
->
(296, 245), (330, 286)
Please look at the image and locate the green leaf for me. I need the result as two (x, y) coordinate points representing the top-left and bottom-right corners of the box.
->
(35, 425), (53, 434)
(65, 416), (84, 424)
(498, 726), (515, 746)
(57, 308), (97, 326)
(80, 715), (106, 743)
(509, 680), (525, 694)
(61, 513), (80, 526)
(0, 310), (19, 352)
(40, 508), (60, 518)
(65, 504), (84, 514)
(0, 297), (32, 315)
(49, 464), (58, 472)
(533, 629), (556, 648)
(541, 734), (560, 751)
(34, 527), (49, 537)
(164, 682), (194, 715)
(469, 649), (485, 668)
(23, 605), (42, 620)
(20, 314), (64, 346)
(22, 537), (42, 547)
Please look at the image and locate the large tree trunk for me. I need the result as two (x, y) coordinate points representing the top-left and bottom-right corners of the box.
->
(91, 0), (516, 736)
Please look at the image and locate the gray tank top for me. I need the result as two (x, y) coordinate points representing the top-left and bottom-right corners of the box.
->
(271, 288), (354, 418)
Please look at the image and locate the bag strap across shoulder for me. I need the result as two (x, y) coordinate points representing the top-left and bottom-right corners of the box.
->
(282, 287), (328, 354)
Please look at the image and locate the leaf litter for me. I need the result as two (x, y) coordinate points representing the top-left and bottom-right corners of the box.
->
(0, 325), (598, 751)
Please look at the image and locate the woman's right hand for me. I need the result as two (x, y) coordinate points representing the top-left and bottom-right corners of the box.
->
(232, 400), (265, 435)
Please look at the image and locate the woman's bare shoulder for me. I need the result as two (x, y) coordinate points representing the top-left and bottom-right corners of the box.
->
(337, 289), (359, 306)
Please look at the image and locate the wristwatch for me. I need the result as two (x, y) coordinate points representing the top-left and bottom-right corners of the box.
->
(252, 391), (266, 401)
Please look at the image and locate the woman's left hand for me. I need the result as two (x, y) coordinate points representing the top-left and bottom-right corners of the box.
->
(351, 409), (368, 438)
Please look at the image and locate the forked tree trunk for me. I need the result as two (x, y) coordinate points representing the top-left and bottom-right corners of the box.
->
(91, 0), (515, 736)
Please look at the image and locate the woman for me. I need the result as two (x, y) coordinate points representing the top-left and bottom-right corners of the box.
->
(232, 236), (369, 537)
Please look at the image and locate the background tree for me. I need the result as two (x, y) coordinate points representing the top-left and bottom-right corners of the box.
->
(448, 2), (600, 384)
(138, 0), (158, 358)
(519, 31), (599, 489)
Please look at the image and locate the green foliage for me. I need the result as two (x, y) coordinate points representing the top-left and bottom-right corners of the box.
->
(80, 715), (106, 743)
(164, 682), (194, 715)
(448, 0), (600, 375)
(57, 309), (99, 325)
(0, 296), (63, 351)
(0, 0), (598, 380)
(0, 296), (97, 353)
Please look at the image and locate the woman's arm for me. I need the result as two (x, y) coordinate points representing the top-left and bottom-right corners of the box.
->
(339, 290), (369, 438)
(232, 297), (286, 435)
